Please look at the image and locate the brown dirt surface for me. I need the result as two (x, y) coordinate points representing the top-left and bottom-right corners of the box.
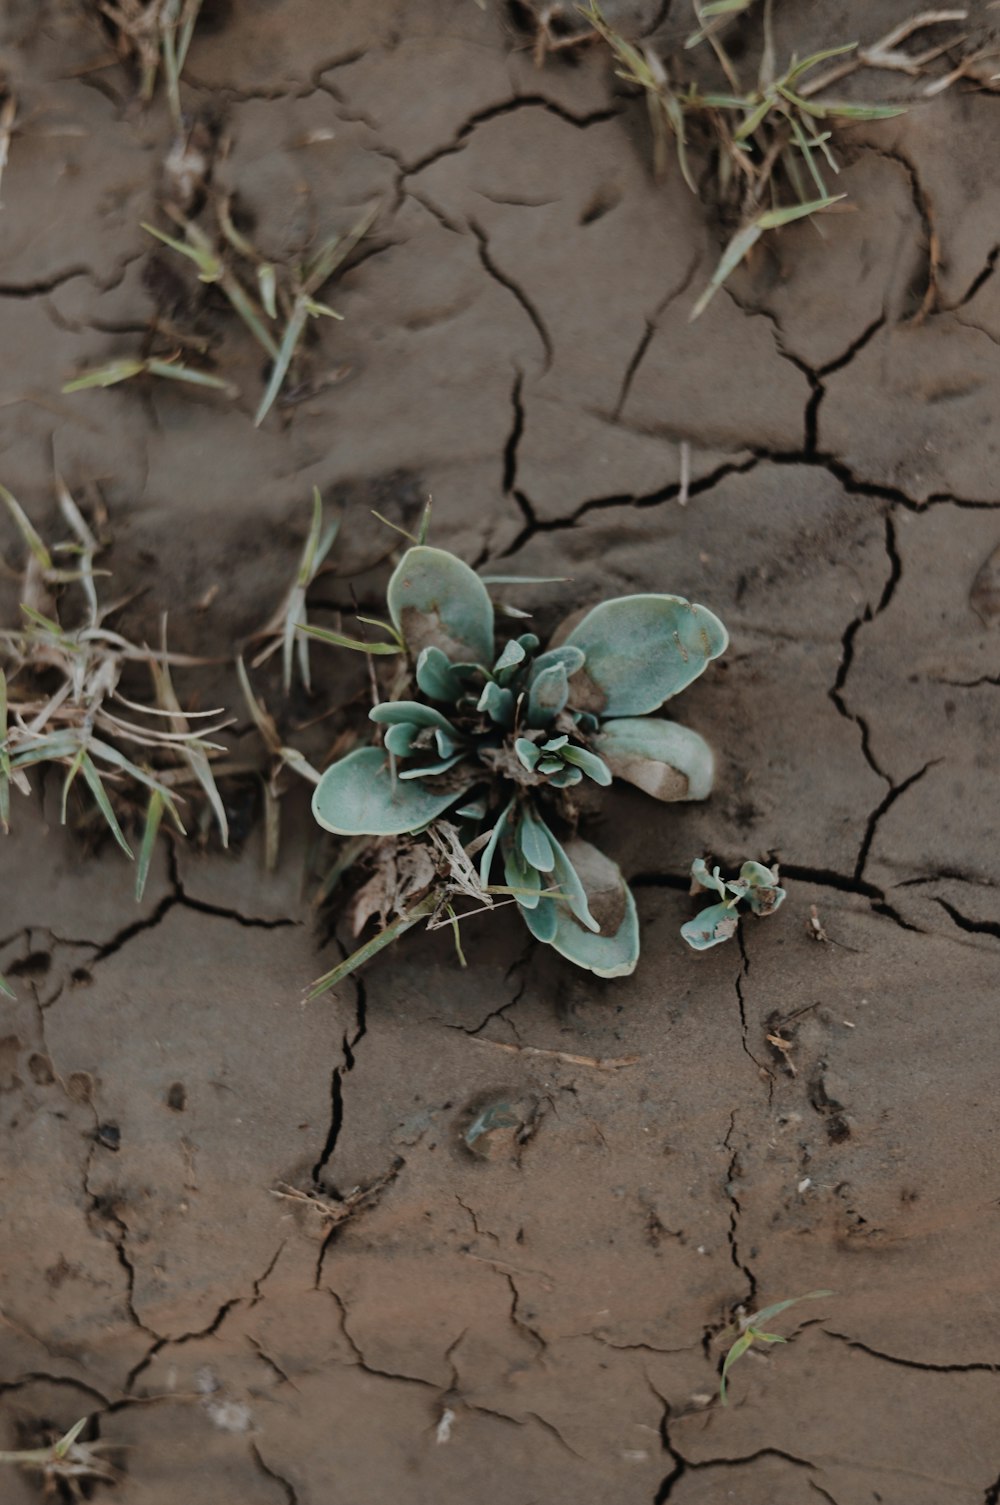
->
(2, 3), (1000, 1503)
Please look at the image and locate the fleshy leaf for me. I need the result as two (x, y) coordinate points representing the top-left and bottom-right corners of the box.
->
(312, 747), (471, 835)
(493, 639), (526, 675)
(387, 545), (494, 664)
(529, 645), (586, 681)
(522, 838), (639, 977)
(502, 830), (543, 911)
(522, 893), (559, 942)
(478, 680), (515, 727)
(561, 744), (612, 786)
(415, 645), (462, 701)
(740, 861), (786, 916)
(691, 857), (728, 898)
(384, 722), (419, 758)
(593, 717), (715, 801)
(547, 765), (583, 787)
(518, 806), (555, 873)
(527, 662), (569, 726)
(478, 797), (514, 885)
(563, 595), (728, 715)
(544, 827), (599, 932)
(681, 901), (740, 950)
(455, 794), (488, 820)
(369, 701), (458, 734)
(514, 737), (540, 772)
(398, 752), (465, 780)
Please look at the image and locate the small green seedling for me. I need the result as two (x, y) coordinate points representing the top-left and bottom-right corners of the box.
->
(62, 354), (235, 397)
(307, 515), (728, 989)
(0, 481), (230, 897)
(139, 199), (378, 426)
(0, 1415), (118, 1494)
(580, 2), (960, 316)
(681, 857), (785, 949)
(720, 1289), (833, 1402)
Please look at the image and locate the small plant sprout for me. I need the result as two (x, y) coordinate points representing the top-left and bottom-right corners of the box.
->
(308, 530), (727, 988)
(681, 857), (785, 949)
(581, 2), (940, 316)
(94, 0), (205, 128)
(247, 489), (342, 695)
(0, 1414), (118, 1495)
(134, 199), (379, 426)
(720, 1289), (833, 1403)
(0, 482), (231, 898)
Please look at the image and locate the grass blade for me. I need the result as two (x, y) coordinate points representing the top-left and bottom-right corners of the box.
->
(690, 195), (842, 320)
(144, 359), (236, 393)
(61, 746), (86, 824)
(720, 1330), (753, 1403)
(298, 622), (402, 655)
(254, 300), (307, 427)
(307, 894), (437, 997)
(149, 653), (229, 847)
(0, 973), (15, 1000)
(0, 485), (53, 570)
(62, 360), (148, 392)
(135, 788), (165, 901)
(80, 752), (134, 859)
(142, 220), (220, 280)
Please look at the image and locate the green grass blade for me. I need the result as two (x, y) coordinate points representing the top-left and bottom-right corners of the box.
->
(176, 0), (204, 73)
(301, 202), (379, 296)
(61, 746), (86, 824)
(750, 1289), (834, 1327)
(690, 222), (764, 320)
(142, 220), (220, 280)
(258, 263), (278, 318)
(0, 485), (53, 570)
(307, 895), (436, 997)
(144, 359), (235, 393)
(62, 360), (148, 393)
(691, 195), (842, 321)
(0, 972), (15, 1000)
(135, 788), (165, 901)
(80, 752), (134, 859)
(298, 622), (402, 655)
(720, 1329), (754, 1404)
(784, 42), (857, 86)
(150, 659), (229, 848)
(254, 301), (307, 427)
(219, 269), (280, 359)
(787, 112), (828, 197)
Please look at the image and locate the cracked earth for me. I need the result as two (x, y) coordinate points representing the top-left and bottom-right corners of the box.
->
(2, 1), (1000, 1502)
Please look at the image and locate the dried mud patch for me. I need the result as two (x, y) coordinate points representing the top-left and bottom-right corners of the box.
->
(2, 2), (1000, 1503)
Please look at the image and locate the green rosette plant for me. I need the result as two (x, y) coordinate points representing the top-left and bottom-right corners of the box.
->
(310, 544), (728, 984)
(681, 858), (786, 950)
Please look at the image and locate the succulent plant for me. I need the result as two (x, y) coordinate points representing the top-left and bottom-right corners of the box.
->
(311, 543), (728, 981)
(681, 858), (786, 950)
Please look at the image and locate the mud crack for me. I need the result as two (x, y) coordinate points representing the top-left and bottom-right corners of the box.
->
(722, 1113), (757, 1308)
(825, 1330), (1000, 1373)
(402, 95), (623, 177)
(469, 219), (552, 369)
(613, 251), (702, 421)
(650, 1379), (818, 1502)
(251, 1444), (298, 1504)
(932, 898), (1000, 943)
